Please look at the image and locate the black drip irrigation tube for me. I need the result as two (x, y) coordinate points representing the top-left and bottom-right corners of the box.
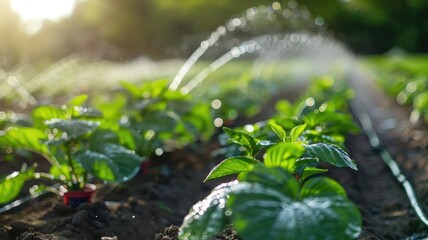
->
(350, 98), (428, 230)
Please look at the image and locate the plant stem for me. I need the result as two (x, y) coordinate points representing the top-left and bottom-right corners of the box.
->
(66, 141), (79, 189)
(296, 179), (304, 201)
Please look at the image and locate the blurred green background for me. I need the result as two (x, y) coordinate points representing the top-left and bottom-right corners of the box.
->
(1, 0), (428, 70)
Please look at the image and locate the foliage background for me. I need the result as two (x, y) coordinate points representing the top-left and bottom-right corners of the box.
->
(1, 0), (427, 70)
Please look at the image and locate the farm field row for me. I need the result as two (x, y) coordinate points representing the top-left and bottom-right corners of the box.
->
(0, 54), (427, 239)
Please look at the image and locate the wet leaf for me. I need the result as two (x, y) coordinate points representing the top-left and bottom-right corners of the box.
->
(238, 167), (298, 198)
(0, 127), (48, 155)
(302, 143), (357, 170)
(268, 122), (286, 142)
(264, 142), (304, 172)
(68, 94), (88, 107)
(228, 180), (361, 240)
(179, 182), (235, 240)
(299, 177), (346, 198)
(0, 166), (35, 204)
(32, 106), (68, 126)
(205, 156), (261, 181)
(223, 127), (260, 156)
(75, 143), (142, 182)
(300, 167), (328, 181)
(290, 123), (306, 142)
(45, 119), (100, 140)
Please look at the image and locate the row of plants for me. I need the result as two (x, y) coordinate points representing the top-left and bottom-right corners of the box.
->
(0, 69), (287, 207)
(365, 56), (428, 124)
(0, 79), (218, 206)
(178, 76), (363, 239)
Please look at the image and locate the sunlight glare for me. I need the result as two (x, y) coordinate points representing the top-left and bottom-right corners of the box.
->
(10, 0), (75, 32)
(11, 0), (76, 21)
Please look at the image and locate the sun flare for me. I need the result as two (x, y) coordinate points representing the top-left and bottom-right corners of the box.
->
(10, 0), (76, 22)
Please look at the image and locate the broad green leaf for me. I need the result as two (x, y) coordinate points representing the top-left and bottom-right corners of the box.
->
(290, 123), (306, 142)
(264, 142), (304, 172)
(223, 127), (260, 156)
(228, 181), (362, 240)
(205, 156), (261, 181)
(238, 167), (298, 199)
(268, 122), (286, 142)
(414, 92), (428, 110)
(294, 157), (319, 176)
(74, 143), (142, 182)
(120, 81), (141, 99)
(303, 130), (345, 147)
(178, 181), (235, 240)
(89, 129), (120, 152)
(0, 127), (48, 155)
(97, 94), (126, 120)
(302, 143), (357, 170)
(0, 166), (35, 204)
(68, 94), (88, 107)
(301, 167), (328, 181)
(138, 111), (179, 132)
(299, 177), (347, 199)
(45, 119), (100, 140)
(32, 106), (68, 125)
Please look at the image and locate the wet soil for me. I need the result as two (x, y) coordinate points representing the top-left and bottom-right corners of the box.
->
(1, 79), (427, 240)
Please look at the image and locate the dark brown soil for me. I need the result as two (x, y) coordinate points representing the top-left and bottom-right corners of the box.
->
(1, 78), (427, 240)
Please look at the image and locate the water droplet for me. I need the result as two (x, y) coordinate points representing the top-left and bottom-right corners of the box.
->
(288, 0), (298, 9)
(301, 8), (310, 19)
(214, 118), (223, 128)
(225, 210), (232, 216)
(217, 26), (226, 35)
(315, 17), (325, 26)
(211, 99), (222, 109)
(272, 2), (281, 11)
(5, 146), (13, 154)
(144, 129), (155, 140)
(155, 148), (163, 156)
(406, 82), (416, 93)
(244, 124), (254, 133)
(319, 103), (328, 112)
(305, 97), (315, 107)
(232, 18), (241, 27)
(282, 9), (292, 18)
(231, 47), (241, 57)
(200, 40), (209, 48)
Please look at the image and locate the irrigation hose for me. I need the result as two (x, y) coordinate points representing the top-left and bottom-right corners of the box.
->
(0, 183), (60, 214)
(350, 99), (428, 227)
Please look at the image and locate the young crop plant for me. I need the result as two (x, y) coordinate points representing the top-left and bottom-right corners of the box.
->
(118, 79), (214, 154)
(179, 75), (362, 239)
(0, 95), (143, 205)
(179, 124), (362, 240)
(366, 57), (428, 123)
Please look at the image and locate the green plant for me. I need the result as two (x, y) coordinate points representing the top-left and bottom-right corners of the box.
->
(179, 75), (362, 239)
(118, 79), (214, 155)
(180, 168), (361, 240)
(180, 128), (361, 240)
(0, 95), (143, 204)
(365, 56), (428, 123)
(206, 125), (356, 182)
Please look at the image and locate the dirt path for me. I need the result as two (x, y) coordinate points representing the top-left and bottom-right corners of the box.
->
(343, 68), (428, 239)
